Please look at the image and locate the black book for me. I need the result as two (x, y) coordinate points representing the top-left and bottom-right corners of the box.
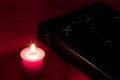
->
(37, 2), (120, 80)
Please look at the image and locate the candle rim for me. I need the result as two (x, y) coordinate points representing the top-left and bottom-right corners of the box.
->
(20, 47), (45, 62)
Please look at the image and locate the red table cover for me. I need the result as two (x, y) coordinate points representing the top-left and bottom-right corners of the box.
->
(0, 0), (119, 80)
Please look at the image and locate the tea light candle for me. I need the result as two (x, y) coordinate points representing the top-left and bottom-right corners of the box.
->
(20, 44), (45, 75)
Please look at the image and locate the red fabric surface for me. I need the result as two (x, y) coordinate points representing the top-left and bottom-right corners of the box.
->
(0, 0), (120, 80)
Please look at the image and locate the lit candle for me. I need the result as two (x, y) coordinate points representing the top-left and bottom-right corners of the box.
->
(20, 44), (45, 75)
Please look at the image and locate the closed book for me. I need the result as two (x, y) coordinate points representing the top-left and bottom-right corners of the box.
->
(37, 2), (120, 80)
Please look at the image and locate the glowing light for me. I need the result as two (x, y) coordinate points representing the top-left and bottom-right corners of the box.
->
(31, 44), (36, 52)
(20, 43), (45, 75)
(20, 44), (45, 62)
(30, 44), (36, 55)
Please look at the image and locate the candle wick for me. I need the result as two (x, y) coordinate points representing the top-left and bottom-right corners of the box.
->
(30, 52), (37, 55)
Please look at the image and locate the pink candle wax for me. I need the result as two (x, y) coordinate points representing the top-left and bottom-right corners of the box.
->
(20, 44), (45, 75)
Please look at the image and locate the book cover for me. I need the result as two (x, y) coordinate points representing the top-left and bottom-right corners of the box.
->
(37, 2), (120, 80)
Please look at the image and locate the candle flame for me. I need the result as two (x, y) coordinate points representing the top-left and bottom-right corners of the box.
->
(30, 44), (36, 53)
(20, 43), (45, 62)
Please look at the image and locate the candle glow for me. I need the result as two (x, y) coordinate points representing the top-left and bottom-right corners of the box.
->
(20, 44), (45, 62)
(30, 44), (36, 53)
(20, 43), (45, 75)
